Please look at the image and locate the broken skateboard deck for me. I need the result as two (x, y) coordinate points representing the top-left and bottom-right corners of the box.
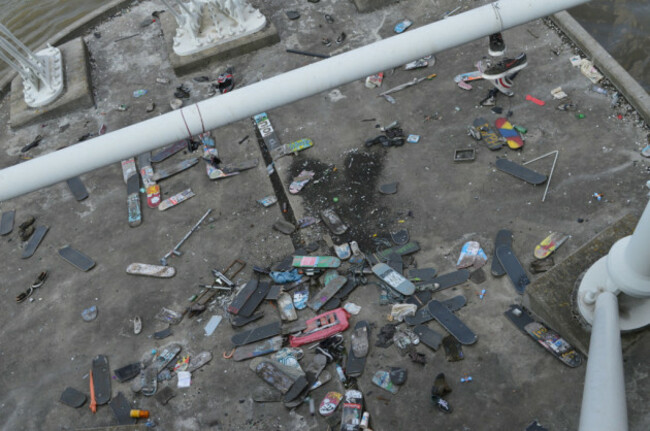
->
(534, 232), (568, 259)
(58, 245), (95, 271)
(491, 229), (512, 277)
(151, 158), (199, 182)
(271, 138), (313, 159)
(66, 176), (89, 201)
(158, 188), (195, 211)
(406, 267), (437, 282)
(231, 312), (264, 328)
(372, 262), (415, 296)
(495, 118), (524, 149)
(404, 295), (467, 325)
(126, 263), (176, 278)
(428, 300), (477, 345)
(231, 321), (282, 346)
(109, 392), (136, 425)
(238, 281), (271, 318)
(454, 70), (483, 83)
(496, 244), (530, 294)
(138, 152), (161, 208)
(228, 279), (259, 315)
(92, 355), (111, 405)
(289, 308), (350, 347)
(496, 158), (547, 185)
(254, 360), (294, 394)
(404, 290), (432, 309)
(414, 324), (444, 351)
(21, 225), (48, 259)
(59, 387), (87, 408)
(346, 320), (369, 378)
(151, 140), (188, 163)
(0, 210), (15, 236)
(233, 336), (284, 361)
(320, 208), (348, 235)
(473, 117), (502, 150)
(505, 305), (582, 367)
(292, 255), (341, 269)
(309, 275), (347, 311)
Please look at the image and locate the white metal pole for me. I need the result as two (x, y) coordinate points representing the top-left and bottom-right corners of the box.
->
(578, 291), (628, 431)
(0, 0), (591, 201)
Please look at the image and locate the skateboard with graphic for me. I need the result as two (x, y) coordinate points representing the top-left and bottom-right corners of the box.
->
(496, 244), (530, 294)
(495, 118), (524, 149)
(309, 275), (347, 311)
(293, 255), (341, 269)
(534, 232), (569, 259)
(254, 112), (282, 153)
(473, 118), (502, 150)
(138, 152), (161, 208)
(496, 158), (547, 185)
(121, 158), (142, 227)
(126, 263), (176, 278)
(428, 300), (477, 345)
(372, 262), (415, 295)
(151, 140), (188, 163)
(233, 336), (283, 362)
(152, 158), (199, 182)
(158, 188), (195, 211)
(454, 70), (483, 83)
(340, 389), (364, 431)
(319, 391), (343, 417)
(505, 305), (582, 367)
(271, 138), (314, 159)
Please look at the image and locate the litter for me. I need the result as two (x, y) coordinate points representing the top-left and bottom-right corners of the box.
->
(525, 94), (545, 106)
(394, 19), (413, 33)
(551, 87), (568, 99)
(133, 89), (147, 98)
(81, 305), (98, 322)
(579, 58), (604, 83)
(365, 73), (384, 88)
(343, 302), (361, 315)
(204, 315), (223, 336)
(177, 371), (191, 388)
(258, 195), (278, 207)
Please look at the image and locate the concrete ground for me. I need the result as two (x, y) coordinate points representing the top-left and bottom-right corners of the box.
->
(0, 1), (648, 430)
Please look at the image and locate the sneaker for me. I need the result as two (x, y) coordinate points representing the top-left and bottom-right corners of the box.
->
(488, 33), (506, 57)
(490, 76), (515, 96)
(482, 53), (527, 80)
(432, 395), (453, 413)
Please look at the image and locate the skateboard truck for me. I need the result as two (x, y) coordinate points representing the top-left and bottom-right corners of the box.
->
(160, 209), (212, 266)
(212, 259), (246, 287)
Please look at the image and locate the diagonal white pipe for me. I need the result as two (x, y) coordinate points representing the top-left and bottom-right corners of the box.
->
(0, 0), (591, 201)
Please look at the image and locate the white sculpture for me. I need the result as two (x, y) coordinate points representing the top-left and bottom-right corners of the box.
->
(161, 0), (267, 56)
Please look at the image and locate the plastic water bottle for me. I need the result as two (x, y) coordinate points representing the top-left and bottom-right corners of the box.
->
(133, 89), (148, 98)
(590, 85), (607, 95)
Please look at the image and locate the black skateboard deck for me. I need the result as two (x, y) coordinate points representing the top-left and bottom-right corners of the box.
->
(346, 321), (369, 377)
(114, 363), (141, 383)
(228, 279), (259, 315)
(491, 229), (512, 277)
(59, 387), (86, 408)
(405, 291), (431, 309)
(407, 267), (437, 282)
(323, 277), (358, 311)
(281, 320), (307, 335)
(404, 295), (467, 325)
(233, 336), (283, 361)
(109, 392), (136, 425)
(231, 312), (264, 327)
(151, 157), (199, 181)
(58, 245), (95, 271)
(369, 241), (420, 264)
(416, 269), (469, 292)
(66, 176), (89, 201)
(309, 275), (347, 311)
(496, 158), (547, 185)
(283, 375), (308, 403)
(266, 284), (282, 300)
(151, 140), (188, 163)
(254, 360), (294, 393)
(0, 210), (15, 235)
(92, 355), (111, 405)
(238, 281), (271, 317)
(21, 225), (49, 259)
(496, 244), (530, 294)
(414, 325), (444, 351)
(428, 300), (477, 345)
(231, 321), (282, 346)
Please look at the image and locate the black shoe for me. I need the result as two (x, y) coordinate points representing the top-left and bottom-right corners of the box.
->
(482, 53), (528, 80)
(431, 395), (453, 413)
(431, 372), (452, 397)
(488, 32), (505, 57)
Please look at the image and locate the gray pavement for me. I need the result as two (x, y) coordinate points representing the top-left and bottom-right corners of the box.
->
(0, 1), (648, 431)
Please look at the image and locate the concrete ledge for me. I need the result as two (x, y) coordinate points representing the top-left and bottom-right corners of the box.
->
(350, 0), (398, 12)
(526, 213), (638, 355)
(552, 11), (650, 124)
(160, 13), (280, 76)
(9, 37), (94, 129)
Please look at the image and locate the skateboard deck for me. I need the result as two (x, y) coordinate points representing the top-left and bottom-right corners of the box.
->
(319, 391), (343, 417)
(414, 324), (444, 351)
(58, 245), (95, 271)
(254, 360), (294, 393)
(417, 269), (470, 292)
(126, 263), (176, 278)
(66, 176), (89, 201)
(0, 210), (15, 235)
(405, 295), (467, 325)
(211, 158), (259, 179)
(121, 158), (137, 183)
(152, 158), (199, 182)
(239, 281), (271, 317)
(289, 308), (350, 347)
(126, 174), (142, 227)
(369, 241), (420, 264)
(254, 112), (282, 153)
(473, 117), (502, 150)
(231, 311), (264, 327)
(109, 392), (136, 425)
(495, 118), (524, 149)
(372, 263), (415, 295)
(277, 292), (298, 321)
(491, 229), (512, 277)
(282, 320), (307, 335)
(158, 188), (195, 211)
(391, 228), (409, 245)
(428, 300), (477, 345)
(114, 363), (141, 383)
(372, 370), (399, 394)
(309, 275), (347, 311)
(231, 321), (282, 346)
(496, 158), (547, 185)
(454, 70), (483, 83)
(228, 279), (259, 315)
(405, 290), (431, 309)
(91, 355), (111, 405)
(271, 138), (314, 159)
(59, 387), (87, 408)
(283, 375), (308, 403)
(346, 321), (369, 377)
(340, 389), (364, 431)
(292, 255), (341, 269)
(496, 244), (530, 294)
(534, 232), (568, 259)
(233, 336), (283, 361)
(138, 152), (161, 208)
(505, 305), (582, 367)
(320, 208), (348, 235)
(21, 225), (48, 259)
(151, 140), (188, 163)
(407, 267), (437, 282)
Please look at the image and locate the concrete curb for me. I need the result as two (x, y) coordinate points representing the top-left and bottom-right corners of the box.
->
(552, 11), (650, 124)
(0, 0), (132, 95)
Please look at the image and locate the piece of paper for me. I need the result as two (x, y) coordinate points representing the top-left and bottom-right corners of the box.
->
(177, 371), (191, 388)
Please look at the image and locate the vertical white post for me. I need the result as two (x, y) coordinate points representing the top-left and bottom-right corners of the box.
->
(578, 291), (628, 431)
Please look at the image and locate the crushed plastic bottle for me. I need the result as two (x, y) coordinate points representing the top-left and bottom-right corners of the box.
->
(81, 305), (97, 322)
(133, 89), (148, 98)
(590, 85), (607, 95)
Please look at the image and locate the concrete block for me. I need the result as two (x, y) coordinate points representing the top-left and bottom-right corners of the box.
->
(525, 213), (638, 355)
(160, 12), (280, 77)
(351, 0), (398, 13)
(9, 37), (94, 129)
